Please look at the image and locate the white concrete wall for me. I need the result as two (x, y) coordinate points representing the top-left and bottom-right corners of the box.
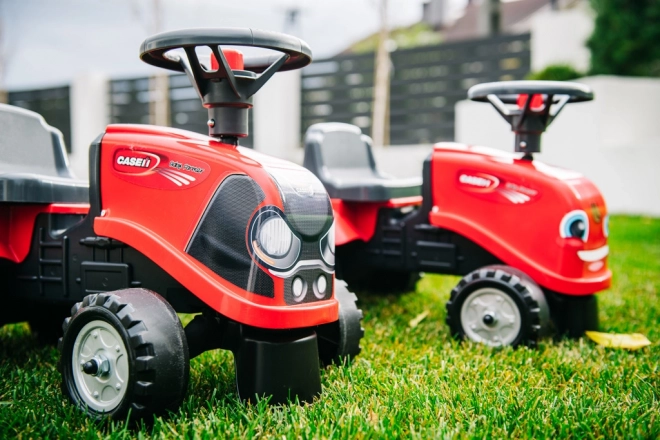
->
(455, 75), (660, 216)
(371, 144), (433, 178)
(253, 70), (301, 162)
(530, 3), (594, 73)
(69, 73), (109, 180)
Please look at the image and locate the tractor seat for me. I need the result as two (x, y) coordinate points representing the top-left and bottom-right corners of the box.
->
(0, 104), (88, 204)
(303, 123), (422, 202)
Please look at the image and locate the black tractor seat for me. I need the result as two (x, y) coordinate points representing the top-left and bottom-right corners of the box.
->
(303, 123), (422, 202)
(0, 104), (88, 204)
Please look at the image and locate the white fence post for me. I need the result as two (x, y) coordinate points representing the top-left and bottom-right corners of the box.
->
(253, 70), (302, 162)
(69, 73), (109, 181)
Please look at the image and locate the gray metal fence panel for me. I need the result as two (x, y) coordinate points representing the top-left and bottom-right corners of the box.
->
(301, 33), (531, 145)
(8, 86), (72, 152)
(109, 74), (253, 148)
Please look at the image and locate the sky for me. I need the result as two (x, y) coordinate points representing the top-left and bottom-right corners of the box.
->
(0, 0), (468, 90)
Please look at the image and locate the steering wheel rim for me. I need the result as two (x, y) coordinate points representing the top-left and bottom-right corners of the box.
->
(140, 27), (312, 74)
(468, 80), (594, 104)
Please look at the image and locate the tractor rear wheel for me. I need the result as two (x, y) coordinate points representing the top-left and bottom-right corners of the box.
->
(58, 289), (189, 419)
(446, 265), (550, 348)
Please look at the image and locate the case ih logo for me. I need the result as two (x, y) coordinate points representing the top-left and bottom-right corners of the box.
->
(458, 172), (499, 192)
(457, 170), (540, 205)
(114, 152), (160, 174)
(112, 148), (210, 190)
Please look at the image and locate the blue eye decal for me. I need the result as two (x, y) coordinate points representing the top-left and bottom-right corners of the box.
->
(560, 210), (589, 242)
(603, 214), (609, 238)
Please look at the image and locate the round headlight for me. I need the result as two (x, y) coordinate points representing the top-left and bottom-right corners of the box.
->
(258, 216), (293, 257)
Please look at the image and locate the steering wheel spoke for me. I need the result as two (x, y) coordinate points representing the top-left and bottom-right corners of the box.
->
(209, 45), (242, 98)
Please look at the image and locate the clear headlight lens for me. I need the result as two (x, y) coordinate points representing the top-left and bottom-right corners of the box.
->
(250, 208), (301, 271)
(320, 221), (335, 266)
(258, 217), (292, 257)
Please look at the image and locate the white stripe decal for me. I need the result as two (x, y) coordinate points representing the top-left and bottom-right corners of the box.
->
(158, 169), (190, 185)
(165, 168), (196, 181)
(156, 170), (183, 186)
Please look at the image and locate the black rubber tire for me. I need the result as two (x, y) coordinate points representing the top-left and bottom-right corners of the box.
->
(339, 269), (420, 294)
(316, 280), (364, 365)
(544, 290), (599, 338)
(58, 289), (189, 420)
(29, 305), (72, 345)
(446, 265), (544, 348)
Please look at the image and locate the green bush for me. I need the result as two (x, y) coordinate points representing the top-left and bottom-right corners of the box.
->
(587, 0), (660, 77)
(526, 64), (584, 81)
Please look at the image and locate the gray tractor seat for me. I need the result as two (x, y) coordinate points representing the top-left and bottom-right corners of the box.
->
(0, 104), (88, 203)
(303, 123), (422, 202)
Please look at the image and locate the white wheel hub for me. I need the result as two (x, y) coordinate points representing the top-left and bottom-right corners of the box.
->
(71, 320), (129, 413)
(460, 287), (522, 347)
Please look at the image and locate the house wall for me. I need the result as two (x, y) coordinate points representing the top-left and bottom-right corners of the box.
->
(529, 3), (594, 72)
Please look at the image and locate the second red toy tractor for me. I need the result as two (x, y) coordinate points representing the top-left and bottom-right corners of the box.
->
(0, 28), (363, 419)
(303, 81), (611, 348)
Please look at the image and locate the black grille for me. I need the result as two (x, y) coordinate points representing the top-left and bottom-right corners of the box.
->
(187, 175), (273, 297)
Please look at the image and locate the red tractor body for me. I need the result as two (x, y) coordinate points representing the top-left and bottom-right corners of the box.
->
(96, 124), (338, 329)
(428, 143), (610, 295)
(331, 143), (611, 296)
(304, 81), (612, 347)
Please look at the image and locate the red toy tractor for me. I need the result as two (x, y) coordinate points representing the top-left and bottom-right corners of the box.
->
(0, 28), (363, 419)
(303, 81), (610, 348)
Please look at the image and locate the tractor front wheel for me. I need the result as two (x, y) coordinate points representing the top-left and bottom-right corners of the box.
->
(446, 265), (550, 348)
(58, 289), (189, 419)
(316, 280), (364, 365)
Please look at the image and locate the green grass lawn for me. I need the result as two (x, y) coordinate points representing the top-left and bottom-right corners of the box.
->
(1, 216), (659, 438)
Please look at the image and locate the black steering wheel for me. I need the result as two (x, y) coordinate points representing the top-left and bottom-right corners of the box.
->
(467, 80), (594, 155)
(140, 28), (311, 75)
(468, 80), (593, 104)
(139, 28), (313, 139)
(140, 27), (312, 105)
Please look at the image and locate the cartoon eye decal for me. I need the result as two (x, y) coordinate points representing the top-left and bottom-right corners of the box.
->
(559, 210), (589, 242)
(603, 214), (609, 238)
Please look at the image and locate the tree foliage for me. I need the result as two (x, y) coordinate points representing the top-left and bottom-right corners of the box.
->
(587, 0), (660, 77)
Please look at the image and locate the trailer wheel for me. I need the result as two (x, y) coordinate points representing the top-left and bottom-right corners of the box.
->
(446, 265), (549, 348)
(58, 289), (189, 419)
(316, 280), (364, 365)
